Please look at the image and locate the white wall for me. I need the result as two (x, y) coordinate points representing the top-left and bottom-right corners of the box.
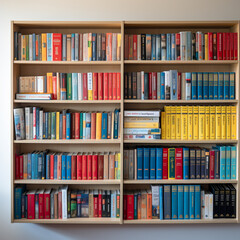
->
(1, 0), (240, 239)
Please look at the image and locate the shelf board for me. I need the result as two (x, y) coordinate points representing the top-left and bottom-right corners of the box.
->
(124, 180), (238, 184)
(13, 218), (121, 224)
(123, 140), (238, 144)
(124, 100), (238, 104)
(14, 100), (121, 104)
(14, 180), (121, 185)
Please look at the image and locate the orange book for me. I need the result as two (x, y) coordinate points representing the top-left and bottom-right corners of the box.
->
(98, 72), (103, 100)
(57, 154), (62, 180)
(117, 72), (121, 100)
(46, 72), (53, 94)
(108, 153), (115, 179)
(106, 33), (112, 61)
(112, 72), (117, 100)
(96, 112), (102, 139)
(103, 73), (108, 100)
(141, 191), (147, 219)
(52, 75), (57, 100)
(91, 113), (96, 139)
(62, 112), (66, 139)
(92, 72), (98, 100)
(41, 33), (47, 61)
(147, 191), (152, 219)
(108, 73), (113, 100)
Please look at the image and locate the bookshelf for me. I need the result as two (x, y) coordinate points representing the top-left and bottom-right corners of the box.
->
(11, 21), (239, 224)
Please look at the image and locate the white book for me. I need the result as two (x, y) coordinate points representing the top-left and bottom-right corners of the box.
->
(124, 110), (160, 117)
(151, 186), (160, 218)
(25, 107), (30, 140)
(208, 193), (213, 219)
(36, 76), (44, 93)
(204, 193), (209, 219)
(164, 71), (170, 100)
(201, 190), (205, 219)
(16, 94), (52, 100)
(83, 33), (88, 61)
(39, 110), (43, 140)
(137, 34), (141, 60)
(13, 108), (25, 140)
(29, 34), (33, 61)
(78, 73), (83, 100)
(141, 71), (145, 100)
(61, 186), (68, 219)
(33, 107), (37, 139)
(87, 72), (93, 92)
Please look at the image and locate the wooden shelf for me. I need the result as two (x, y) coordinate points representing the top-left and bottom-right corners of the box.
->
(124, 100), (238, 104)
(14, 100), (121, 104)
(124, 140), (238, 144)
(124, 180), (238, 184)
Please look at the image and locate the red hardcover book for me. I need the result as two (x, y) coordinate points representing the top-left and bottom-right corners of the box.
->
(108, 72), (113, 100)
(175, 148), (183, 179)
(71, 154), (77, 180)
(152, 72), (157, 100)
(124, 34), (129, 60)
(82, 73), (88, 100)
(52, 33), (62, 61)
(123, 195), (127, 219)
(71, 112), (75, 139)
(93, 194), (98, 217)
(91, 113), (96, 139)
(208, 32), (213, 60)
(133, 34), (137, 60)
(98, 154), (104, 180)
(148, 72), (152, 99)
(77, 154), (82, 180)
(82, 154), (87, 180)
(217, 32), (223, 60)
(98, 72), (103, 100)
(126, 194), (134, 220)
(103, 72), (108, 100)
(112, 72), (117, 100)
(176, 33), (181, 60)
(162, 148), (168, 179)
(19, 155), (23, 179)
(117, 72), (121, 100)
(58, 191), (62, 219)
(93, 72), (98, 100)
(98, 191), (102, 217)
(222, 33), (227, 60)
(75, 112), (80, 139)
(230, 32), (234, 60)
(87, 154), (92, 180)
(36, 36), (39, 60)
(50, 154), (54, 180)
(52, 76), (57, 100)
(177, 72), (181, 99)
(234, 32), (238, 60)
(38, 190), (44, 219)
(57, 155), (61, 180)
(92, 154), (98, 180)
(213, 33), (217, 60)
(209, 150), (215, 179)
(62, 112), (66, 139)
(43, 190), (51, 219)
(15, 154), (20, 179)
(226, 33), (230, 60)
(27, 191), (35, 219)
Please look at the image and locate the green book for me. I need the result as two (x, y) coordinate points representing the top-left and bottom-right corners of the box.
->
(168, 148), (175, 179)
(67, 73), (72, 100)
(26, 35), (29, 60)
(51, 112), (56, 139)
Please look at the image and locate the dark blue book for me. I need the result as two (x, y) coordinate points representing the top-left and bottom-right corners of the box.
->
(194, 185), (201, 219)
(92, 33), (97, 61)
(214, 148), (220, 179)
(77, 191), (82, 217)
(150, 148), (156, 179)
(209, 73), (214, 99)
(42, 151), (47, 180)
(134, 193), (138, 219)
(31, 152), (37, 179)
(166, 33), (171, 60)
(156, 34), (161, 60)
(54, 155), (58, 179)
(224, 72), (230, 99)
(163, 185), (171, 219)
(143, 148), (150, 179)
(197, 72), (203, 99)
(191, 72), (197, 99)
(203, 72), (209, 99)
(44, 112), (48, 139)
(62, 154), (67, 180)
(66, 112), (71, 139)
(137, 148), (143, 179)
(195, 149), (201, 179)
(190, 149), (196, 179)
(201, 149), (206, 179)
(151, 34), (156, 60)
(36, 107), (40, 139)
(59, 113), (63, 139)
(113, 109), (119, 139)
(183, 147), (189, 179)
(14, 186), (25, 219)
(156, 148), (163, 179)
(46, 154), (50, 179)
(101, 112), (108, 139)
(172, 185), (178, 219)
(218, 72), (224, 99)
(144, 73), (149, 99)
(67, 154), (72, 179)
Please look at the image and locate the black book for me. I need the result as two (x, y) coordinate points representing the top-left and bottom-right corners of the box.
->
(70, 191), (77, 218)
(210, 185), (220, 218)
(214, 149), (220, 179)
(67, 190), (71, 218)
(101, 33), (106, 61)
(200, 149), (206, 179)
(195, 149), (201, 179)
(202, 34), (205, 60)
(18, 32), (21, 60)
(144, 73), (149, 100)
(218, 185), (226, 218)
(132, 72), (137, 99)
(141, 34), (146, 60)
(124, 73), (128, 99)
(205, 150), (209, 179)
(163, 185), (171, 219)
(128, 72), (132, 99)
(14, 32), (18, 60)
(77, 191), (81, 217)
(227, 184), (236, 218)
(106, 190), (111, 217)
(223, 185), (231, 218)
(192, 33), (196, 60)
(190, 149), (196, 179)
(102, 190), (107, 217)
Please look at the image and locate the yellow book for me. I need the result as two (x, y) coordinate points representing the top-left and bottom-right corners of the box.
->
(115, 153), (118, 180)
(56, 112), (60, 140)
(210, 106), (216, 140)
(205, 33), (208, 60)
(231, 106), (237, 139)
(193, 106), (199, 140)
(117, 153), (121, 179)
(117, 33), (121, 60)
(164, 106), (171, 139)
(176, 106), (181, 140)
(87, 72), (93, 100)
(187, 106), (193, 140)
(124, 122), (159, 128)
(41, 33), (47, 61)
(46, 72), (53, 94)
(205, 106), (210, 140)
(226, 106), (231, 139)
(221, 106), (226, 139)
(161, 112), (166, 139)
(199, 106), (205, 140)
(170, 106), (176, 139)
(181, 106), (188, 140)
(96, 112), (102, 139)
(88, 33), (92, 61)
(215, 106), (221, 139)
(21, 35), (26, 60)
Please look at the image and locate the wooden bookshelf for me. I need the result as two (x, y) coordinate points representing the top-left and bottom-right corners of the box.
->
(11, 21), (240, 224)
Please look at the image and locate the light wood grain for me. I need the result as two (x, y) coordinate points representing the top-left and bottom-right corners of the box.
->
(124, 180), (238, 184)
(14, 100), (121, 104)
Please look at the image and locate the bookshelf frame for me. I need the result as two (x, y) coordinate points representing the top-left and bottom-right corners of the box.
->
(11, 20), (240, 224)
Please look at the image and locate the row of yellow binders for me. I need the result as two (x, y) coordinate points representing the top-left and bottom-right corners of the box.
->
(161, 105), (237, 140)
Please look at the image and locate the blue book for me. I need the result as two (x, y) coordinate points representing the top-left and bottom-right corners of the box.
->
(183, 147), (189, 179)
(36, 108), (39, 139)
(194, 185), (201, 219)
(156, 34), (161, 60)
(62, 154), (67, 180)
(66, 154), (72, 179)
(171, 185), (178, 219)
(189, 185), (195, 219)
(166, 33), (171, 60)
(14, 186), (24, 219)
(32, 33), (36, 61)
(218, 72), (224, 99)
(191, 72), (197, 99)
(41, 151), (46, 179)
(101, 112), (108, 139)
(177, 185), (184, 219)
(160, 72), (165, 99)
(156, 148), (163, 179)
(231, 146), (236, 179)
(71, 33), (75, 61)
(226, 146), (231, 179)
(37, 153), (42, 179)
(54, 155), (58, 179)
(197, 72), (203, 99)
(31, 153), (36, 179)
(59, 113), (63, 139)
(150, 148), (156, 179)
(171, 33), (176, 60)
(223, 72), (230, 99)
(219, 146), (226, 179)
(27, 153), (32, 179)
(143, 148), (150, 179)
(159, 186), (163, 220)
(137, 148), (143, 179)
(92, 33), (97, 61)
(151, 34), (156, 60)
(209, 73), (214, 99)
(203, 72), (209, 99)
(66, 112), (71, 139)
(111, 190), (117, 218)
(47, 33), (52, 61)
(170, 70), (178, 100)
(133, 193), (138, 219)
(230, 72), (235, 99)
(46, 154), (50, 179)
(184, 185), (189, 219)
(72, 73), (78, 100)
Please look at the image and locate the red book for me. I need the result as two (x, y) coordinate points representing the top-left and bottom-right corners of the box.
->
(177, 72), (181, 100)
(208, 32), (213, 60)
(176, 33), (181, 60)
(93, 72), (98, 100)
(108, 72), (113, 100)
(19, 155), (23, 179)
(71, 154), (77, 180)
(117, 72), (121, 100)
(103, 72), (108, 100)
(98, 191), (102, 217)
(222, 32), (227, 60)
(15, 154), (20, 179)
(92, 154), (98, 180)
(71, 113), (75, 139)
(43, 189), (51, 219)
(124, 34), (129, 60)
(62, 112), (66, 139)
(152, 72), (157, 100)
(162, 148), (168, 179)
(175, 148), (183, 179)
(50, 154), (54, 180)
(98, 72), (103, 100)
(217, 32), (223, 60)
(58, 191), (62, 219)
(123, 195), (127, 220)
(112, 72), (117, 100)
(52, 76), (57, 100)
(148, 72), (152, 99)
(77, 154), (82, 180)
(57, 155), (62, 180)
(98, 155), (104, 180)
(209, 150), (215, 179)
(91, 113), (96, 139)
(82, 154), (87, 180)
(133, 34), (137, 60)
(126, 194), (134, 220)
(230, 32), (234, 60)
(87, 155), (92, 180)
(75, 112), (80, 139)
(226, 33), (230, 60)
(93, 193), (98, 217)
(27, 191), (35, 219)
(52, 33), (62, 61)
(82, 73), (88, 100)
(38, 190), (44, 219)
(234, 32), (238, 60)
